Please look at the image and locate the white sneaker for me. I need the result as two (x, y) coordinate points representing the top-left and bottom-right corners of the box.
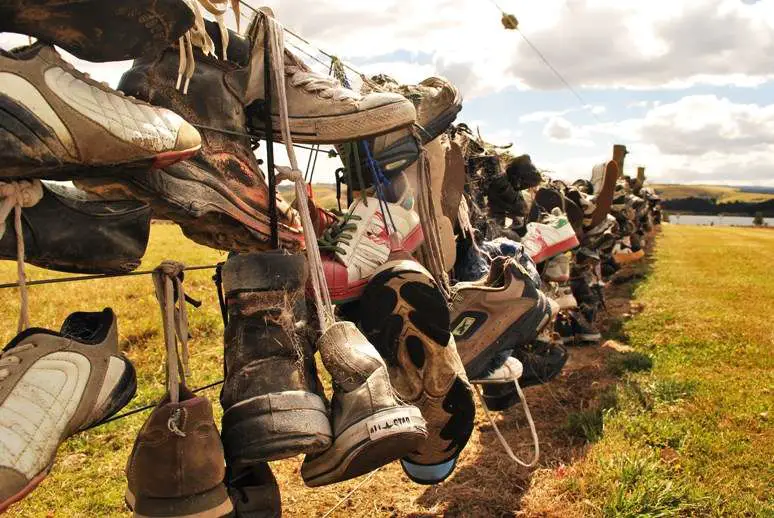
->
(521, 209), (580, 264)
(544, 252), (571, 282)
(471, 357), (523, 384)
(551, 285), (578, 310)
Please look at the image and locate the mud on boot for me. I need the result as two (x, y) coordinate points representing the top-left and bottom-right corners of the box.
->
(220, 251), (332, 465)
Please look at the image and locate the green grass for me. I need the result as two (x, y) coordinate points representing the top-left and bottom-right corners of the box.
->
(553, 225), (774, 517)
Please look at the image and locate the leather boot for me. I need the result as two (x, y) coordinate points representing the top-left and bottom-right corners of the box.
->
(0, 182), (150, 274)
(220, 251), (332, 465)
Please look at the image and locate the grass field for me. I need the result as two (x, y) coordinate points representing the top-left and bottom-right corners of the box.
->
(2, 224), (773, 516)
(650, 184), (774, 204)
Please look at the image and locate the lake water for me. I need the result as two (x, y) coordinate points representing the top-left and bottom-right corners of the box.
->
(669, 215), (772, 227)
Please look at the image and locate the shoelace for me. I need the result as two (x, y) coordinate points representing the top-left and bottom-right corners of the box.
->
(0, 343), (36, 383)
(286, 63), (359, 102)
(0, 180), (44, 332)
(317, 208), (363, 255)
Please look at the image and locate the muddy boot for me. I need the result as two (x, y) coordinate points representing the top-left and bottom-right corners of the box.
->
(301, 321), (428, 487)
(0, 0), (194, 62)
(78, 20), (303, 252)
(220, 251), (332, 465)
(227, 463), (281, 518)
(0, 182), (150, 274)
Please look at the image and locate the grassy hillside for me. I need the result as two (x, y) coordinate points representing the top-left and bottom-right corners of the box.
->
(651, 184), (774, 204)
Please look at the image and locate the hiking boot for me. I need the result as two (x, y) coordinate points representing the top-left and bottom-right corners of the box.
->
(0, 308), (137, 513)
(570, 309), (601, 344)
(220, 252), (332, 465)
(90, 23), (303, 252)
(450, 257), (554, 380)
(543, 252), (571, 283)
(0, 43), (201, 181)
(125, 388), (233, 518)
(0, 0), (194, 62)
(359, 260), (474, 485)
(227, 464), (281, 518)
(245, 10), (416, 143)
(0, 181), (150, 274)
(320, 175), (423, 304)
(505, 154), (542, 191)
(521, 208), (580, 264)
(301, 320), (428, 487)
(487, 173), (529, 222)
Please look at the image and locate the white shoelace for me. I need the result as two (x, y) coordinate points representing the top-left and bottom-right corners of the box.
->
(0, 180), (43, 333)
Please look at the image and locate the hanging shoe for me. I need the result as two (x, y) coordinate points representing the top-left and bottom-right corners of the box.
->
(84, 22), (304, 252)
(359, 260), (475, 485)
(245, 10), (416, 143)
(570, 309), (602, 344)
(551, 284), (578, 311)
(126, 263), (233, 518)
(450, 256), (554, 380)
(0, 309), (137, 513)
(520, 208), (580, 264)
(0, 43), (201, 181)
(505, 154), (542, 191)
(0, 0), (195, 62)
(543, 252), (571, 283)
(301, 320), (428, 487)
(219, 252), (332, 464)
(555, 312), (576, 345)
(589, 160), (619, 228)
(320, 177), (423, 304)
(0, 182), (150, 274)
(227, 464), (281, 518)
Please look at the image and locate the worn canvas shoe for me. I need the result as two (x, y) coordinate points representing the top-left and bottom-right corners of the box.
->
(0, 0), (195, 62)
(245, 9), (416, 143)
(0, 182), (150, 274)
(227, 464), (281, 518)
(450, 257), (555, 380)
(0, 43), (201, 181)
(359, 260), (475, 485)
(0, 308), (137, 513)
(321, 183), (423, 304)
(543, 252), (571, 282)
(220, 252), (332, 465)
(301, 321), (428, 487)
(521, 208), (580, 264)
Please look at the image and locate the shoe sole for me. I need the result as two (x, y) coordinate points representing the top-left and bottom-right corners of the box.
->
(222, 391), (332, 464)
(301, 406), (427, 487)
(0, 0), (195, 62)
(530, 234), (580, 264)
(126, 484), (234, 518)
(0, 356), (137, 513)
(268, 100), (417, 144)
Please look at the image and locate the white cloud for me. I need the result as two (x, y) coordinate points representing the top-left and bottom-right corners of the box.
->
(543, 117), (594, 147)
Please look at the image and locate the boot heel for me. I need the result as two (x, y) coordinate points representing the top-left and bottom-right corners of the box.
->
(222, 391), (332, 463)
(126, 483), (233, 518)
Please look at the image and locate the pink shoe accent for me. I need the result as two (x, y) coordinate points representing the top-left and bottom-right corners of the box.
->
(531, 234), (580, 264)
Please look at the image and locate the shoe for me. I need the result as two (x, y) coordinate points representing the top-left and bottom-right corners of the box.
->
(450, 256), (554, 380)
(301, 321), (428, 487)
(0, 308), (136, 513)
(521, 208), (580, 264)
(245, 10), (416, 143)
(551, 285), (578, 310)
(589, 161), (619, 229)
(555, 312), (575, 345)
(533, 186), (565, 214)
(88, 20), (303, 252)
(220, 252), (332, 465)
(354, 75), (462, 175)
(570, 309), (601, 343)
(359, 260), (474, 485)
(480, 237), (542, 287)
(487, 173), (530, 222)
(0, 0), (194, 62)
(613, 238), (644, 265)
(321, 177), (423, 304)
(0, 43), (201, 181)
(505, 154), (542, 191)
(227, 464), (281, 518)
(470, 357), (523, 384)
(0, 181), (150, 274)
(125, 388), (233, 518)
(543, 252), (571, 282)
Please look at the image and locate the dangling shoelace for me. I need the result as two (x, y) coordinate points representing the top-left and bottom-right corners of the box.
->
(317, 208), (363, 256)
(0, 180), (43, 333)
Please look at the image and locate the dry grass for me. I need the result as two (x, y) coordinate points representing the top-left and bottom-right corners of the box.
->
(651, 184), (774, 204)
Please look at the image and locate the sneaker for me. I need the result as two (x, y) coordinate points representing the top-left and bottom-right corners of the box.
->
(301, 321), (428, 487)
(450, 257), (555, 380)
(0, 0), (194, 62)
(505, 154), (542, 191)
(227, 464), (281, 518)
(321, 179), (423, 304)
(0, 182), (150, 274)
(245, 10), (416, 143)
(359, 260), (475, 485)
(0, 308), (137, 513)
(543, 252), (571, 282)
(470, 357), (523, 384)
(220, 252), (332, 465)
(555, 312), (575, 345)
(551, 285), (578, 310)
(570, 309), (602, 344)
(521, 208), (580, 264)
(613, 238), (645, 265)
(0, 43), (201, 181)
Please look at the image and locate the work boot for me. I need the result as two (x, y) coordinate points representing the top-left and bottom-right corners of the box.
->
(0, 43), (201, 181)
(83, 21), (304, 252)
(301, 321), (428, 487)
(220, 251), (332, 465)
(227, 464), (281, 518)
(245, 9), (416, 143)
(0, 182), (150, 274)
(0, 0), (194, 62)
(359, 260), (475, 485)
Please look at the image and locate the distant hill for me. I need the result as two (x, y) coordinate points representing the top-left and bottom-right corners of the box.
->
(651, 184), (774, 204)
(278, 183), (342, 209)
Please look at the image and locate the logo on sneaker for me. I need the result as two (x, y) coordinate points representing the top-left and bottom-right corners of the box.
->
(367, 414), (417, 441)
(452, 316), (476, 338)
(450, 311), (487, 340)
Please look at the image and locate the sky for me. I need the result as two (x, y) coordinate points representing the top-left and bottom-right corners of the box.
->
(2, 0), (773, 186)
